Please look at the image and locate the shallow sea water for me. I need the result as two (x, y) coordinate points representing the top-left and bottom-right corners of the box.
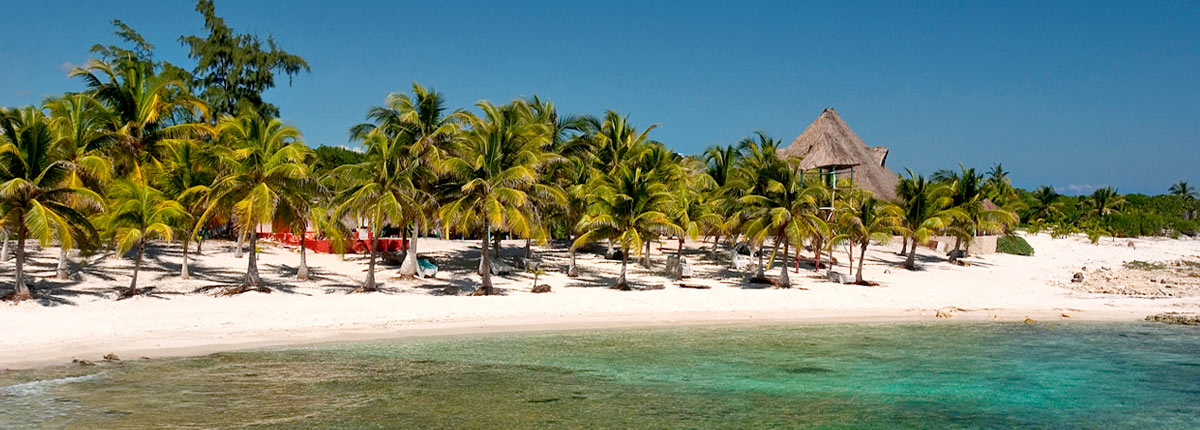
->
(2, 322), (1198, 429)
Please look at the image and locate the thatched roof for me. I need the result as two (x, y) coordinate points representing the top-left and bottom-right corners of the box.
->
(779, 108), (900, 201)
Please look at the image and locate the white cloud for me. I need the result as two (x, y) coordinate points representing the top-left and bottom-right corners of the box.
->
(1063, 184), (1099, 194)
(336, 145), (364, 153)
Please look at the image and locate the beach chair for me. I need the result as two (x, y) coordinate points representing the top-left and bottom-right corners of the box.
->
(417, 257), (438, 278)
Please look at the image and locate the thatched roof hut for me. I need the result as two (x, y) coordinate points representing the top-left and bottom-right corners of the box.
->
(779, 108), (900, 201)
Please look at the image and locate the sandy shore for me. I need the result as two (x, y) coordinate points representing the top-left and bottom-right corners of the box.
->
(3, 233), (1199, 369)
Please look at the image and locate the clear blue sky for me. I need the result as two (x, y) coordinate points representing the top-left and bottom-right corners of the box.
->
(2, 1), (1197, 195)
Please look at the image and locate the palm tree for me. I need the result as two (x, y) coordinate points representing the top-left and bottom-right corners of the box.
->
(44, 94), (113, 279)
(157, 139), (214, 279)
(833, 192), (902, 284)
(198, 114), (313, 293)
(71, 59), (209, 172)
(574, 166), (680, 290)
(896, 169), (960, 270)
(1027, 185), (1064, 222)
(1169, 181), (1197, 200)
(351, 82), (462, 279)
(332, 131), (425, 292)
(0, 107), (101, 301)
(666, 157), (720, 279)
(106, 164), (186, 297)
(934, 164), (1018, 255)
(439, 100), (557, 295)
(1086, 186), (1124, 217)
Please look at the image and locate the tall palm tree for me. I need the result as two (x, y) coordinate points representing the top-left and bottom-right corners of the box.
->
(197, 114), (313, 293)
(574, 166), (680, 290)
(350, 82), (462, 279)
(71, 59), (209, 172)
(666, 157), (720, 279)
(896, 169), (960, 270)
(157, 139), (214, 279)
(1169, 181), (1197, 200)
(833, 192), (902, 284)
(332, 131), (425, 291)
(106, 164), (186, 297)
(439, 100), (557, 295)
(0, 107), (101, 301)
(44, 94), (113, 279)
(1086, 186), (1124, 217)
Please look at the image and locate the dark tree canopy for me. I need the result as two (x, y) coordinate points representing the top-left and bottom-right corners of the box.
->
(179, 0), (310, 119)
(313, 145), (366, 176)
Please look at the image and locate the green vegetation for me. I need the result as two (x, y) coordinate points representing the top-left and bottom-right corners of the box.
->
(995, 235), (1034, 256)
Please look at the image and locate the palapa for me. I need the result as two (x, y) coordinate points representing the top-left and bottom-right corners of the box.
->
(779, 108), (900, 201)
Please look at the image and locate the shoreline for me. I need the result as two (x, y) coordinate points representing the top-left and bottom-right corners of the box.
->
(1, 307), (1165, 371)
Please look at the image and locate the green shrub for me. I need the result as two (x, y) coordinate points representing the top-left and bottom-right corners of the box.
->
(996, 235), (1034, 256)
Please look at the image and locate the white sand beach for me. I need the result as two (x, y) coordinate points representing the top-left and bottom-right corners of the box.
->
(3, 234), (1199, 369)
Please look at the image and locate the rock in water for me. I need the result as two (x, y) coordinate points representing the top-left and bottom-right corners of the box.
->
(531, 284), (551, 293)
(103, 353), (120, 361)
(1071, 272), (1085, 283)
(1023, 317), (1037, 324)
(935, 309), (954, 318)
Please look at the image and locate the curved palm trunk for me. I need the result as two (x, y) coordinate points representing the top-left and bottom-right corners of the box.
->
(56, 247), (70, 280)
(813, 237), (823, 273)
(235, 232), (245, 259)
(297, 233), (310, 281)
(613, 243), (630, 290)
(196, 237), (202, 254)
(181, 237), (191, 280)
(856, 241), (869, 284)
(125, 242), (145, 298)
(400, 222), (419, 278)
(360, 234), (379, 292)
(12, 226), (31, 300)
(904, 238), (918, 270)
(567, 232), (578, 277)
(477, 233), (495, 295)
(243, 233), (265, 289)
(778, 239), (790, 288)
(1, 231), (9, 262)
(899, 236), (907, 255)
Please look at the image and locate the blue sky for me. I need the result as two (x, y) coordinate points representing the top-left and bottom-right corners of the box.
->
(1, 1), (1197, 195)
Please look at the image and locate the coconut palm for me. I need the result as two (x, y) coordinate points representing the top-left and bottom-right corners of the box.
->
(350, 82), (462, 279)
(197, 114), (313, 293)
(156, 139), (214, 279)
(666, 157), (720, 279)
(71, 59), (209, 172)
(439, 100), (557, 295)
(1027, 185), (1064, 222)
(833, 192), (902, 283)
(1169, 181), (1197, 200)
(1086, 186), (1124, 217)
(895, 169), (961, 270)
(106, 164), (187, 297)
(574, 165), (680, 290)
(0, 107), (102, 301)
(738, 162), (825, 288)
(933, 164), (1019, 255)
(44, 94), (113, 279)
(332, 131), (425, 291)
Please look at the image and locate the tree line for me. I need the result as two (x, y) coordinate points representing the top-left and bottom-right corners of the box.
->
(2, 1), (1193, 302)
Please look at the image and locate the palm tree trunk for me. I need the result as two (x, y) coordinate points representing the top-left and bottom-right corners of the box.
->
(244, 233), (263, 288)
(524, 237), (532, 260)
(196, 236), (202, 254)
(643, 241), (651, 267)
(297, 233), (310, 281)
(181, 237), (191, 280)
(1, 231), (9, 262)
(56, 246), (70, 280)
(478, 233), (494, 295)
(493, 234), (501, 259)
(675, 238), (685, 280)
(361, 234), (379, 292)
(400, 222), (419, 278)
(12, 226), (31, 300)
(567, 232), (578, 277)
(899, 236), (907, 255)
(614, 243), (630, 290)
(905, 238), (918, 270)
(127, 242), (144, 297)
(778, 239), (790, 288)
(235, 232), (244, 258)
(755, 245), (765, 279)
(856, 241), (868, 284)
(813, 237), (823, 272)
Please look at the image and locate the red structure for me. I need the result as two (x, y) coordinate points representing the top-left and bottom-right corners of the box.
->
(259, 232), (408, 254)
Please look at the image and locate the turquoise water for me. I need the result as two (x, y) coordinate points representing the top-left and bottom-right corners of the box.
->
(2, 322), (1198, 428)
